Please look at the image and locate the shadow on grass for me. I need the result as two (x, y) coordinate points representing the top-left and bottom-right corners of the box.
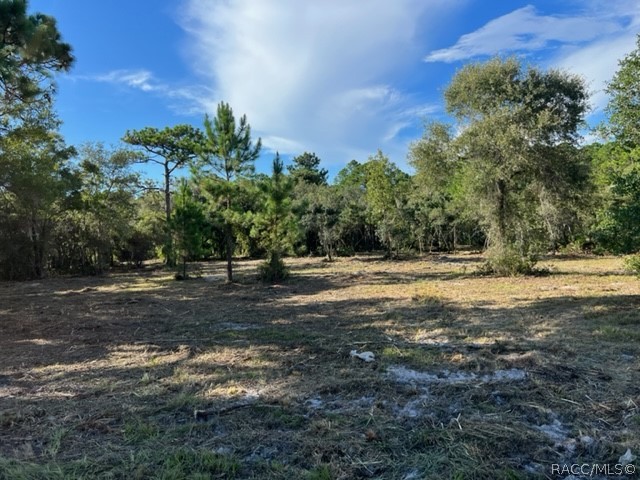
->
(1, 258), (639, 479)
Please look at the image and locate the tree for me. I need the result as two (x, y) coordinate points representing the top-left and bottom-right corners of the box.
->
(0, 0), (73, 128)
(605, 35), (640, 148)
(126, 190), (166, 264)
(333, 160), (375, 253)
(588, 142), (640, 253)
(172, 179), (206, 279)
(581, 35), (640, 255)
(197, 102), (261, 282)
(409, 123), (455, 253)
(0, 1), (74, 279)
(288, 152), (328, 186)
(254, 153), (296, 281)
(122, 125), (203, 265)
(364, 151), (411, 257)
(409, 122), (482, 252)
(443, 57), (588, 270)
(0, 112), (76, 279)
(51, 143), (140, 274)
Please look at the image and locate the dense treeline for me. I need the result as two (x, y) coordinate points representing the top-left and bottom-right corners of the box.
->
(1, 1), (640, 280)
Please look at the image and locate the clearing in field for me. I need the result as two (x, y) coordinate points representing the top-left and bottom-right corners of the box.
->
(1, 254), (639, 479)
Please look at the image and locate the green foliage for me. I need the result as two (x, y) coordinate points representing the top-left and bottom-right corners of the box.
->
(335, 159), (367, 189)
(161, 449), (239, 479)
(440, 57), (588, 263)
(605, 35), (640, 147)
(254, 155), (297, 253)
(288, 152), (328, 185)
(123, 124), (203, 266)
(302, 184), (341, 260)
(5, 29), (640, 282)
(0, 114), (76, 279)
(197, 102), (261, 282)
(588, 144), (640, 253)
(122, 125), (203, 175)
(0, 2), (75, 280)
(334, 160), (376, 253)
(408, 122), (478, 252)
(257, 252), (289, 282)
(478, 246), (538, 276)
(199, 102), (262, 181)
(624, 254), (640, 276)
(588, 38), (640, 254)
(51, 143), (140, 274)
(306, 465), (333, 480)
(171, 179), (207, 279)
(118, 229), (154, 266)
(128, 190), (167, 261)
(255, 154), (296, 281)
(0, 0), (73, 127)
(364, 151), (411, 256)
(123, 417), (158, 444)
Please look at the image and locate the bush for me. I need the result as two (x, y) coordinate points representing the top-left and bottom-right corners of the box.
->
(624, 254), (640, 276)
(257, 254), (289, 282)
(119, 230), (155, 267)
(477, 247), (539, 276)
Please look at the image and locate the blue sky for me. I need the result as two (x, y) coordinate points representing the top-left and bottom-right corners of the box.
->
(30, 0), (640, 178)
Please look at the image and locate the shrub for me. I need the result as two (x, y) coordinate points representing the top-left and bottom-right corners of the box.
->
(478, 247), (538, 276)
(624, 254), (640, 276)
(258, 253), (289, 282)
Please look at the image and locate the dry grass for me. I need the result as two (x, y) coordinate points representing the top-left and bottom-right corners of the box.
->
(0, 253), (639, 479)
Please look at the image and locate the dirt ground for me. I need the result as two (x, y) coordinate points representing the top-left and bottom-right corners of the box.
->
(1, 254), (639, 479)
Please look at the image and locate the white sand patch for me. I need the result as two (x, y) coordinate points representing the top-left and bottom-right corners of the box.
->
(397, 396), (430, 418)
(536, 419), (568, 444)
(387, 366), (526, 385)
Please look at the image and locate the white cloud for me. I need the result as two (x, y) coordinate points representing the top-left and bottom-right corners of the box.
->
(80, 69), (216, 116)
(92, 69), (161, 92)
(424, 5), (620, 63)
(424, 1), (640, 116)
(177, 0), (457, 164)
(555, 33), (638, 112)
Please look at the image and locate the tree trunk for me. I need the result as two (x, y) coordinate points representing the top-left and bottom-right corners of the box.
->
(225, 223), (233, 282)
(453, 225), (457, 253)
(164, 165), (175, 267)
(495, 179), (507, 249)
(224, 194), (233, 282)
(31, 222), (41, 278)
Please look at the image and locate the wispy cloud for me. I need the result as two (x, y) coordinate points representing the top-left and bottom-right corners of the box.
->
(555, 33), (638, 112)
(78, 69), (214, 116)
(424, 1), (640, 115)
(176, 0), (457, 163)
(89, 69), (162, 92)
(424, 5), (620, 63)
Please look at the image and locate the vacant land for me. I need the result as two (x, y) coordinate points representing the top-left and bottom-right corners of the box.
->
(1, 254), (639, 479)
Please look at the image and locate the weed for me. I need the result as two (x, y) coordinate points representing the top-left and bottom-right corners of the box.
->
(306, 464), (332, 480)
(45, 427), (69, 458)
(123, 417), (159, 444)
(160, 448), (239, 479)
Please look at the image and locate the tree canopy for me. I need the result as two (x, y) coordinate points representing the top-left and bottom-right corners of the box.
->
(442, 57), (588, 266)
(0, 0), (73, 127)
(197, 102), (261, 282)
(606, 36), (640, 147)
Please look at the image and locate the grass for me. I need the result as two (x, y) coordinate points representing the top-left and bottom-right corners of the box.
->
(0, 253), (639, 478)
